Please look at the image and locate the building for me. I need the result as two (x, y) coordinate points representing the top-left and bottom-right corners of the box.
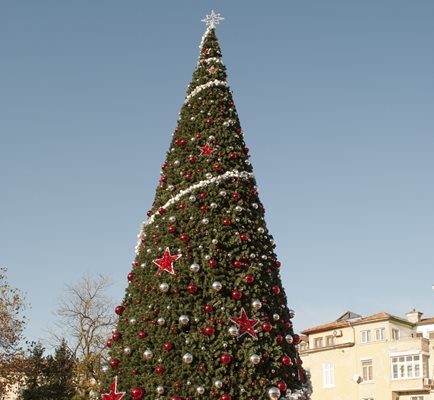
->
(299, 310), (434, 400)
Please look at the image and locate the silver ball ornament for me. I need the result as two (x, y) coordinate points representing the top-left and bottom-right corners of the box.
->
(202, 218), (209, 224)
(143, 349), (153, 360)
(212, 281), (222, 291)
(123, 346), (131, 356)
(268, 386), (281, 399)
(156, 386), (165, 394)
(179, 315), (190, 325)
(288, 309), (296, 318)
(250, 354), (261, 365)
(219, 190), (227, 196)
(214, 380), (223, 389)
(273, 313), (280, 321)
(228, 325), (239, 337)
(129, 317), (137, 325)
(157, 317), (166, 326)
(252, 299), (262, 310)
(285, 334), (294, 344)
(182, 353), (194, 364)
(169, 216), (176, 223)
(189, 195), (196, 202)
(159, 282), (169, 292)
(190, 263), (200, 272)
(196, 386), (205, 394)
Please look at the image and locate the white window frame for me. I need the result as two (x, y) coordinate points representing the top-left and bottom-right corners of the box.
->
(361, 329), (371, 343)
(391, 354), (422, 380)
(410, 396), (425, 400)
(374, 327), (385, 341)
(314, 337), (323, 348)
(326, 335), (335, 347)
(361, 358), (373, 382)
(392, 328), (400, 340)
(322, 363), (335, 387)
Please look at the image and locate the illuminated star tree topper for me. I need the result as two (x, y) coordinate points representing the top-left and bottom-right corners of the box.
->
(201, 10), (224, 29)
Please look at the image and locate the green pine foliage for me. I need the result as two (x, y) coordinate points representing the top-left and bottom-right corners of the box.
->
(102, 27), (305, 400)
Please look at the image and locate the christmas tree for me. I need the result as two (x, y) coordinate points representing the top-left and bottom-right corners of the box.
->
(101, 11), (312, 400)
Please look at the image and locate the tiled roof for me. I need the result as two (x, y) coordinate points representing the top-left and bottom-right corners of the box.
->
(301, 311), (411, 334)
(419, 317), (434, 325)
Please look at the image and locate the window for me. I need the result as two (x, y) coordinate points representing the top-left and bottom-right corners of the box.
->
(326, 335), (335, 346)
(362, 398), (374, 400)
(410, 396), (425, 400)
(361, 359), (373, 382)
(391, 355), (422, 379)
(392, 328), (400, 340)
(322, 363), (335, 387)
(314, 337), (323, 348)
(374, 328), (385, 341)
(361, 330), (371, 343)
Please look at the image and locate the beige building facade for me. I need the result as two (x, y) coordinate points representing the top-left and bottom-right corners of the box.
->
(300, 310), (434, 400)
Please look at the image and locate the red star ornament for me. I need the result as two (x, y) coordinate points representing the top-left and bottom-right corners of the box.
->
(199, 143), (213, 156)
(101, 377), (125, 400)
(231, 308), (259, 339)
(153, 247), (181, 275)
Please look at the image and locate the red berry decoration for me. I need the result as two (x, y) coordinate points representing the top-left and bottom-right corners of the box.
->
(115, 305), (124, 315)
(127, 272), (135, 282)
(138, 331), (147, 339)
(244, 274), (254, 284)
(109, 358), (120, 369)
(282, 356), (292, 366)
(155, 366), (164, 375)
(262, 322), (272, 332)
(271, 285), (281, 295)
(164, 342), (173, 351)
(277, 381), (287, 392)
(180, 233), (190, 243)
(231, 290), (242, 300)
(131, 387), (144, 400)
(220, 353), (232, 364)
(187, 283), (199, 294)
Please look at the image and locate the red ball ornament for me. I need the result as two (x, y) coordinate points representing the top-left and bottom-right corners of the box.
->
(146, 210), (152, 217)
(179, 202), (186, 209)
(155, 366), (164, 375)
(171, 397), (181, 400)
(127, 272), (135, 282)
(138, 331), (147, 339)
(229, 152), (237, 159)
(209, 259), (217, 268)
(231, 290), (242, 300)
(168, 225), (176, 234)
(200, 205), (209, 212)
(200, 192), (207, 199)
(180, 233), (190, 243)
(275, 260), (282, 268)
(131, 387), (144, 400)
(189, 155), (196, 164)
(204, 304), (213, 313)
(214, 163), (222, 171)
(109, 358), (120, 369)
(223, 219), (231, 226)
(187, 283), (199, 294)
(233, 260), (242, 268)
(164, 342), (173, 351)
(112, 331), (122, 342)
(293, 334), (301, 344)
(158, 207), (165, 214)
(276, 335), (283, 343)
(271, 286), (281, 295)
(106, 338), (113, 348)
(115, 305), (124, 315)
(232, 193), (240, 200)
(240, 233), (249, 241)
(282, 356), (292, 366)
(221, 395), (232, 400)
(204, 326), (215, 336)
(207, 119), (213, 124)
(244, 274), (254, 284)
(220, 353), (232, 364)
(262, 322), (272, 332)
(277, 381), (287, 392)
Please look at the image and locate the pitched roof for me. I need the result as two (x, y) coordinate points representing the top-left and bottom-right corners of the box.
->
(419, 317), (434, 325)
(301, 311), (412, 334)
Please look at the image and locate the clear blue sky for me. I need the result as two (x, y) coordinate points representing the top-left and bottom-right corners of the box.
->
(1, 1), (433, 344)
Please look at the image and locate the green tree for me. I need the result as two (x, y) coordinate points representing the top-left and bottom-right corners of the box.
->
(101, 14), (311, 400)
(19, 340), (77, 400)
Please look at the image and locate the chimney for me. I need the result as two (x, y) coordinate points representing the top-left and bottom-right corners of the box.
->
(406, 309), (423, 324)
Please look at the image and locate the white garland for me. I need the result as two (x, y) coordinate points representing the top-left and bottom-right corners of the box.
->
(198, 57), (223, 66)
(135, 170), (254, 254)
(184, 80), (228, 104)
